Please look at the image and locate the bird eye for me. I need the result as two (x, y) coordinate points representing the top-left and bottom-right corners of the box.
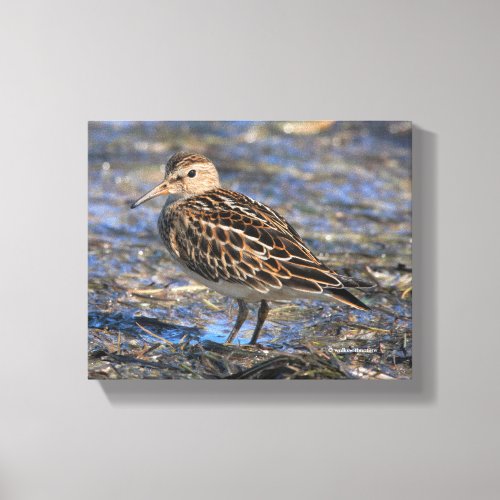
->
(187, 169), (196, 178)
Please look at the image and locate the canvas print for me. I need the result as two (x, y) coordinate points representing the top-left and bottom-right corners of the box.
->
(88, 121), (412, 380)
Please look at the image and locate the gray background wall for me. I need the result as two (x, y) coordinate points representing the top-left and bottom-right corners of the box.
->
(1, 1), (499, 499)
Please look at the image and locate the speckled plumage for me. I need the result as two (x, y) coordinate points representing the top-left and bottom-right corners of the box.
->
(131, 152), (372, 345)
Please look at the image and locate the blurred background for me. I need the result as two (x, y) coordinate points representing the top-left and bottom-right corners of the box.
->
(88, 121), (412, 379)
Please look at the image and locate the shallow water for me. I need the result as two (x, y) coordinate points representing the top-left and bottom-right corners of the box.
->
(88, 121), (412, 379)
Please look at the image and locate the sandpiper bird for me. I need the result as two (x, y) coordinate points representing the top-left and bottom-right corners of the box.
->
(131, 152), (372, 345)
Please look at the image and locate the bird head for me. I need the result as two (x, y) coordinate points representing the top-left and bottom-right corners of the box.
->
(131, 152), (220, 208)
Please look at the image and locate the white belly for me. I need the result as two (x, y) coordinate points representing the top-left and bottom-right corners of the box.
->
(176, 263), (264, 302)
(173, 260), (322, 303)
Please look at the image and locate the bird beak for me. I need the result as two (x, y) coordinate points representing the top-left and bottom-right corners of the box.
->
(130, 181), (169, 209)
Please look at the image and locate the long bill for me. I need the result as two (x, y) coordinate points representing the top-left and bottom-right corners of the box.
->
(130, 181), (169, 209)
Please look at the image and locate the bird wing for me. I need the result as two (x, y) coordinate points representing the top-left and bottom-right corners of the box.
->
(168, 189), (371, 297)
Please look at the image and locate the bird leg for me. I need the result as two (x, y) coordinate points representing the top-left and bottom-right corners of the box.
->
(225, 299), (249, 344)
(250, 300), (270, 345)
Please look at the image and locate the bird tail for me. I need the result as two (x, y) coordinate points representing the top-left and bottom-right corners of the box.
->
(326, 287), (370, 311)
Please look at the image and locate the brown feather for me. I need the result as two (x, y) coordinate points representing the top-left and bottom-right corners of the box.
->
(159, 188), (371, 302)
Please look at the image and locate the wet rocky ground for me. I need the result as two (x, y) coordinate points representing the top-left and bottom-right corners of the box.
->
(88, 121), (412, 379)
